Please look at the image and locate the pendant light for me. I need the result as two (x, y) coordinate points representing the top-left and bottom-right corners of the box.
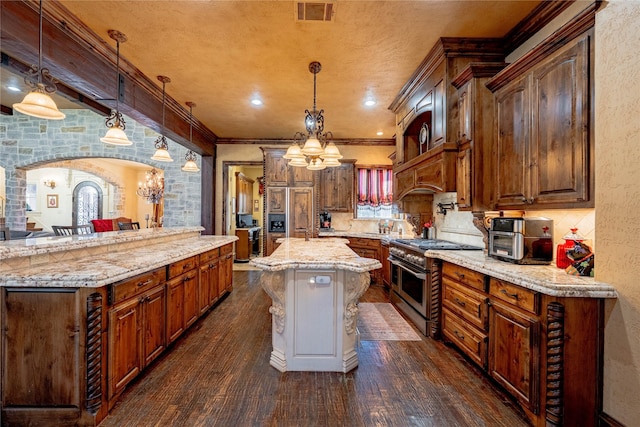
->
(100, 30), (132, 146)
(284, 61), (342, 170)
(182, 101), (200, 172)
(12, 0), (65, 120)
(151, 75), (174, 162)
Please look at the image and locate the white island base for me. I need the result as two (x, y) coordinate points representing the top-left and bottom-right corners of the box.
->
(252, 238), (380, 373)
(261, 268), (370, 372)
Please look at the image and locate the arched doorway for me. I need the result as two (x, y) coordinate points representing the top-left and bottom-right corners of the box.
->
(73, 181), (103, 226)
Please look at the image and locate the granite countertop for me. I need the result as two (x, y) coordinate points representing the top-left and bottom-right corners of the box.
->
(425, 249), (617, 299)
(317, 230), (414, 243)
(250, 237), (382, 272)
(0, 234), (237, 288)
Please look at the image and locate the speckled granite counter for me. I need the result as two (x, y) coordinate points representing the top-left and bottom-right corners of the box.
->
(251, 238), (380, 373)
(317, 230), (409, 244)
(424, 249), (617, 299)
(250, 237), (382, 272)
(0, 227), (237, 288)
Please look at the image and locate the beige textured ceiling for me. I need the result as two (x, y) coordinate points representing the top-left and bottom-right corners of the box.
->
(7, 1), (542, 140)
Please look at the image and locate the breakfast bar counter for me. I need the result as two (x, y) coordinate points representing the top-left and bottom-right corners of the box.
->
(251, 238), (381, 373)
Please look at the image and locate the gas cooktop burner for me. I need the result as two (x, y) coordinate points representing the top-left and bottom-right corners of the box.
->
(393, 238), (483, 251)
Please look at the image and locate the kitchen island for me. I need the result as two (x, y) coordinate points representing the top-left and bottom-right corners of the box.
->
(0, 227), (237, 427)
(250, 238), (381, 373)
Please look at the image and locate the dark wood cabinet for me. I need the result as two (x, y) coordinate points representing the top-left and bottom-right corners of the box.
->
(452, 63), (505, 211)
(199, 248), (220, 314)
(289, 187), (314, 238)
(219, 243), (234, 295)
(235, 172), (254, 214)
(319, 160), (355, 212)
(266, 187), (286, 213)
(347, 237), (382, 285)
(267, 232), (284, 255)
(167, 256), (199, 344)
(488, 31), (593, 210)
(263, 148), (289, 187)
(488, 299), (540, 415)
(380, 240), (390, 288)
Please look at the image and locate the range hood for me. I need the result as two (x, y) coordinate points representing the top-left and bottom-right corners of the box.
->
(393, 142), (458, 200)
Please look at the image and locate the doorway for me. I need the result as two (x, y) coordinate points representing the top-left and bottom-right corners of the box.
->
(73, 181), (103, 226)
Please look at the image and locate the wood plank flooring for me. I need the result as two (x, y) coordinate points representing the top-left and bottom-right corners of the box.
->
(99, 271), (530, 427)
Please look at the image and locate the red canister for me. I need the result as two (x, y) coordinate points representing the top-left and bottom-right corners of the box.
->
(556, 228), (584, 268)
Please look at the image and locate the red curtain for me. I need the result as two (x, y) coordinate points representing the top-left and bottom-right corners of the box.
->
(357, 168), (393, 207)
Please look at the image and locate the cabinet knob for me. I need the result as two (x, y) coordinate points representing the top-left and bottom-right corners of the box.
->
(454, 297), (466, 307)
(500, 289), (520, 300)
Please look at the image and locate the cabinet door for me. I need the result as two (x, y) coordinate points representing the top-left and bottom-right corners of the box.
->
(183, 270), (199, 329)
(494, 75), (530, 207)
(380, 242), (390, 288)
(109, 297), (142, 399)
(489, 300), (540, 414)
(166, 276), (185, 344)
(235, 229), (251, 261)
(530, 35), (590, 206)
(267, 187), (286, 214)
(456, 144), (472, 210)
(208, 259), (219, 305)
(289, 187), (313, 238)
(264, 149), (289, 186)
(267, 232), (284, 256)
(198, 263), (212, 314)
(431, 78), (445, 146)
(142, 285), (166, 367)
(319, 162), (354, 212)
(218, 250), (233, 295)
(290, 166), (315, 187)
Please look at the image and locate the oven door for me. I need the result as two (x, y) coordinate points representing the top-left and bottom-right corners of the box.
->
(390, 258), (428, 317)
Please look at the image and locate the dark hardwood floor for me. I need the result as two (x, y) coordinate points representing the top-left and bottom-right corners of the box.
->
(99, 271), (529, 427)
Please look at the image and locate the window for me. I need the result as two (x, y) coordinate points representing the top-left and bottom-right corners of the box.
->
(26, 183), (37, 211)
(356, 167), (394, 219)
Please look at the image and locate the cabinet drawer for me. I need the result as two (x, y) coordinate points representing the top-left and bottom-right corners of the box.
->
(442, 307), (487, 368)
(443, 263), (486, 292)
(168, 255), (199, 279)
(490, 278), (539, 315)
(199, 248), (219, 264)
(442, 277), (488, 332)
(110, 267), (165, 305)
(220, 243), (233, 256)
(348, 237), (380, 250)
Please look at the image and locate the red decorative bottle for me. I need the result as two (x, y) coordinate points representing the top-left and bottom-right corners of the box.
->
(556, 228), (584, 268)
(532, 226), (553, 260)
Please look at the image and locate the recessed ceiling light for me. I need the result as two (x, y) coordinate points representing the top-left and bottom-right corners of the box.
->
(364, 99), (376, 107)
(7, 85), (21, 92)
(376, 131), (384, 136)
(251, 98), (263, 106)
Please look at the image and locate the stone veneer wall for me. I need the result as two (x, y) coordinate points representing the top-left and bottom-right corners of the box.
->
(0, 109), (201, 230)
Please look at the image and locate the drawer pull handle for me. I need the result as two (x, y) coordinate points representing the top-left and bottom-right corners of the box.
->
(183, 263), (192, 270)
(454, 298), (466, 307)
(455, 272), (465, 279)
(454, 330), (465, 341)
(500, 289), (519, 300)
(137, 279), (153, 287)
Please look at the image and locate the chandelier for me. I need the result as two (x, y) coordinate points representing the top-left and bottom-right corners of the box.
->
(284, 61), (342, 170)
(12, 0), (65, 120)
(151, 75), (174, 162)
(136, 168), (164, 204)
(182, 101), (200, 172)
(100, 29), (132, 146)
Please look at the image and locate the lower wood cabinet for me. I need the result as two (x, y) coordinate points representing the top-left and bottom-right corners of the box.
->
(347, 237), (382, 285)
(167, 256), (199, 344)
(380, 240), (390, 288)
(199, 248), (220, 314)
(219, 243), (234, 295)
(440, 261), (605, 427)
(108, 283), (166, 401)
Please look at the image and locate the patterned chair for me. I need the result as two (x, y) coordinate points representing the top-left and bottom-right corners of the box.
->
(118, 221), (140, 230)
(52, 224), (94, 236)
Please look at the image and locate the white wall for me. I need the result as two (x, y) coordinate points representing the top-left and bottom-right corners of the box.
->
(595, 1), (640, 424)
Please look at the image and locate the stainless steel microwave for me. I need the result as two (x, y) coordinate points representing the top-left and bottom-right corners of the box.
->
(488, 217), (553, 265)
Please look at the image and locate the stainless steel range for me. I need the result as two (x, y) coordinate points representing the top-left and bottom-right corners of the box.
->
(388, 238), (483, 337)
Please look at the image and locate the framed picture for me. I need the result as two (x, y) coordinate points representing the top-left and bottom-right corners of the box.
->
(47, 194), (58, 208)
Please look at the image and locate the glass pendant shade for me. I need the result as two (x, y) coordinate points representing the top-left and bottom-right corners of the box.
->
(283, 143), (304, 159)
(288, 157), (309, 167)
(320, 142), (342, 159)
(182, 159), (199, 172)
(100, 124), (132, 146)
(301, 137), (323, 156)
(307, 157), (326, 170)
(321, 157), (341, 167)
(151, 147), (173, 162)
(13, 86), (65, 120)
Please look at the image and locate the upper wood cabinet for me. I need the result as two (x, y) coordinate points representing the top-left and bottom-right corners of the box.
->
(289, 187), (314, 238)
(262, 147), (315, 187)
(487, 30), (594, 210)
(389, 38), (505, 170)
(452, 63), (506, 211)
(319, 160), (355, 212)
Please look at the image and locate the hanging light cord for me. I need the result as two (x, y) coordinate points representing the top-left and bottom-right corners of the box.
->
(37, 0), (43, 85)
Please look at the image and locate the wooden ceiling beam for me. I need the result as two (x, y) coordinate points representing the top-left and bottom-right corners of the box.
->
(0, 0), (217, 155)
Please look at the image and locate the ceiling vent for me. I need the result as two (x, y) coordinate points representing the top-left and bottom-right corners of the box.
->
(297, 2), (334, 22)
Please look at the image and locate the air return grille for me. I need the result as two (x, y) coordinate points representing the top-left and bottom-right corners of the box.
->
(297, 2), (334, 21)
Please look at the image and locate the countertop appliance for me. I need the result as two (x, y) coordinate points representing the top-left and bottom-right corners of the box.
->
(387, 238), (482, 337)
(488, 217), (553, 265)
(319, 211), (332, 231)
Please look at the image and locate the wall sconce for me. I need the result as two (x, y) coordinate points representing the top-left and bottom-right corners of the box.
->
(436, 202), (456, 215)
(43, 179), (56, 189)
